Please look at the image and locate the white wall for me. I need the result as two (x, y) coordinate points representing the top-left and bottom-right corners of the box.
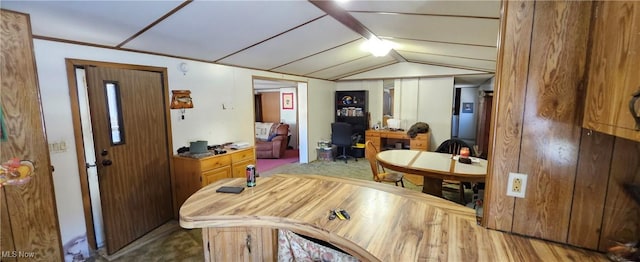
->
(338, 77), (454, 151)
(32, 39), (334, 256)
(279, 87), (297, 149)
(416, 77), (455, 150)
(457, 87), (479, 140)
(306, 82), (336, 161)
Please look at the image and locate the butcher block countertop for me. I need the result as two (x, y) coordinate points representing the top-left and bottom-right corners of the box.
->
(180, 174), (605, 261)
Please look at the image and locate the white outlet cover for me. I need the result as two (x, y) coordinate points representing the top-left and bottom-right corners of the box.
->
(507, 172), (527, 198)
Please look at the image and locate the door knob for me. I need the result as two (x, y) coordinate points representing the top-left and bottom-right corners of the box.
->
(102, 159), (113, 166)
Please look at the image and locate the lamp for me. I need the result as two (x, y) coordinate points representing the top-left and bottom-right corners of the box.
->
(361, 37), (393, 57)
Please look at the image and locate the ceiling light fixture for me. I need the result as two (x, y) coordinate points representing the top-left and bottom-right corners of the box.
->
(361, 37), (393, 57)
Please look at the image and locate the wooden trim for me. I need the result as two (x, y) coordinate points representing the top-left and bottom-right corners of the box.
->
(215, 15), (327, 62)
(65, 59), (97, 250)
(309, 0), (407, 63)
(484, 0), (534, 231)
(269, 38), (362, 71)
(383, 36), (498, 48)
(116, 1), (193, 48)
(65, 59), (175, 251)
(346, 10), (500, 20)
(398, 50), (497, 62)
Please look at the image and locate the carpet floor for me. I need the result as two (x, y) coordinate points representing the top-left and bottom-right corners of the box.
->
(89, 158), (474, 261)
(256, 149), (299, 174)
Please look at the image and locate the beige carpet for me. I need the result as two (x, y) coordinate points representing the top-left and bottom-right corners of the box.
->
(88, 159), (473, 261)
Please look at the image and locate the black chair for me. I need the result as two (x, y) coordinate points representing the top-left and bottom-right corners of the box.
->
(435, 138), (476, 204)
(331, 122), (357, 163)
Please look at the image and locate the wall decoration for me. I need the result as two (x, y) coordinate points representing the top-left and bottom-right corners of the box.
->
(462, 102), (474, 113)
(0, 158), (34, 187)
(170, 90), (193, 109)
(282, 93), (294, 110)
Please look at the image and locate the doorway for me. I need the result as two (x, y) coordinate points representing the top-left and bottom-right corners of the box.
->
(66, 60), (174, 254)
(253, 78), (301, 173)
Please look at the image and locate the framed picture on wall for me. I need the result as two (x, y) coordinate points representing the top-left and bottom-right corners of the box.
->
(282, 93), (294, 110)
(462, 102), (473, 113)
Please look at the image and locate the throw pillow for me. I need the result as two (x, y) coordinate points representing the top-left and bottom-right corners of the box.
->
(267, 133), (278, 142)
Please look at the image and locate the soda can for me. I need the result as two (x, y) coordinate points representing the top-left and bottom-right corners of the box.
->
(246, 165), (256, 187)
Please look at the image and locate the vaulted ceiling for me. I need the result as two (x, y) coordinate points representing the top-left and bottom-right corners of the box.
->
(1, 0), (500, 82)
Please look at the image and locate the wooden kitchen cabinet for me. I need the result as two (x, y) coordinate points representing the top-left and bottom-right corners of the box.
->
(202, 227), (276, 262)
(231, 147), (257, 178)
(583, 1), (640, 142)
(172, 147), (255, 211)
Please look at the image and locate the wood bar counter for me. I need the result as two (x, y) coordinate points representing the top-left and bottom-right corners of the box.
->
(180, 175), (605, 261)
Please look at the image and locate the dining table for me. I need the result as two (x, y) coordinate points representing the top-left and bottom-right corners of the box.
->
(376, 150), (488, 197)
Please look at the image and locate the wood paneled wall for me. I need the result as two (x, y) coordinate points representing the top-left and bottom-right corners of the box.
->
(259, 92), (280, 124)
(486, 0), (640, 251)
(0, 9), (63, 260)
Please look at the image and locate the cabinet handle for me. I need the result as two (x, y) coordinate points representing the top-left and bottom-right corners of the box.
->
(246, 234), (252, 254)
(630, 90), (640, 130)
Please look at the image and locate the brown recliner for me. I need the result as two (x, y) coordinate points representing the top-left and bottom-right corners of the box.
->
(256, 124), (289, 159)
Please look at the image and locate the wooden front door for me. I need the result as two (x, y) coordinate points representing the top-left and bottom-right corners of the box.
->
(85, 66), (173, 254)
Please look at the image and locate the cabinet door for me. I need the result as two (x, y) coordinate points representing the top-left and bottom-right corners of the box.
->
(203, 227), (276, 262)
(583, 1), (640, 142)
(201, 167), (231, 187)
(232, 159), (255, 178)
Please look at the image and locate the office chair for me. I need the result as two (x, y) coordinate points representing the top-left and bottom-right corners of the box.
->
(331, 122), (357, 163)
(365, 141), (404, 187)
(435, 138), (476, 204)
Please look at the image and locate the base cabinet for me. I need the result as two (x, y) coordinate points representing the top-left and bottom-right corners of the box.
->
(365, 130), (430, 151)
(173, 147), (255, 211)
(203, 227), (276, 262)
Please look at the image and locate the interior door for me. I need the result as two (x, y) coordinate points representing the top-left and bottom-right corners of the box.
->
(85, 66), (172, 254)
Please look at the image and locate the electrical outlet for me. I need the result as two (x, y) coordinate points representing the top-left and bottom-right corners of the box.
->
(507, 172), (527, 198)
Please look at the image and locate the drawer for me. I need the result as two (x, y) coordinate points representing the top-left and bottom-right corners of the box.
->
(385, 132), (406, 139)
(200, 155), (231, 171)
(410, 139), (428, 149)
(414, 133), (428, 140)
(231, 148), (255, 162)
(365, 130), (380, 137)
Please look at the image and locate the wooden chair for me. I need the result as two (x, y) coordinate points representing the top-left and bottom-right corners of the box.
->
(365, 141), (404, 187)
(435, 139), (475, 204)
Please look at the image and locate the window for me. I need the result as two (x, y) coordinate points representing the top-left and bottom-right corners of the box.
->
(105, 82), (125, 145)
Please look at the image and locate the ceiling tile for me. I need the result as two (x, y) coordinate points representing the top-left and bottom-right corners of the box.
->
(219, 16), (361, 70)
(124, 0), (325, 61)
(307, 56), (396, 80)
(337, 0), (501, 18)
(352, 12), (499, 47)
(272, 39), (370, 76)
(1, 1), (180, 46)
(390, 38), (497, 61)
(341, 62), (487, 80)
(398, 51), (496, 72)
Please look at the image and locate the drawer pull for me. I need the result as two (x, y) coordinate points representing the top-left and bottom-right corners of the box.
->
(630, 90), (640, 130)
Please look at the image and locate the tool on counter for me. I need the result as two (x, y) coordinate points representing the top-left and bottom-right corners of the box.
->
(328, 209), (350, 220)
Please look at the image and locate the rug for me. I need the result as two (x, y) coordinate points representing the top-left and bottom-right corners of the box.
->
(256, 149), (299, 174)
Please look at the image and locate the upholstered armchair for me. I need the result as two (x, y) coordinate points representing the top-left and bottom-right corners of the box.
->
(256, 124), (289, 159)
